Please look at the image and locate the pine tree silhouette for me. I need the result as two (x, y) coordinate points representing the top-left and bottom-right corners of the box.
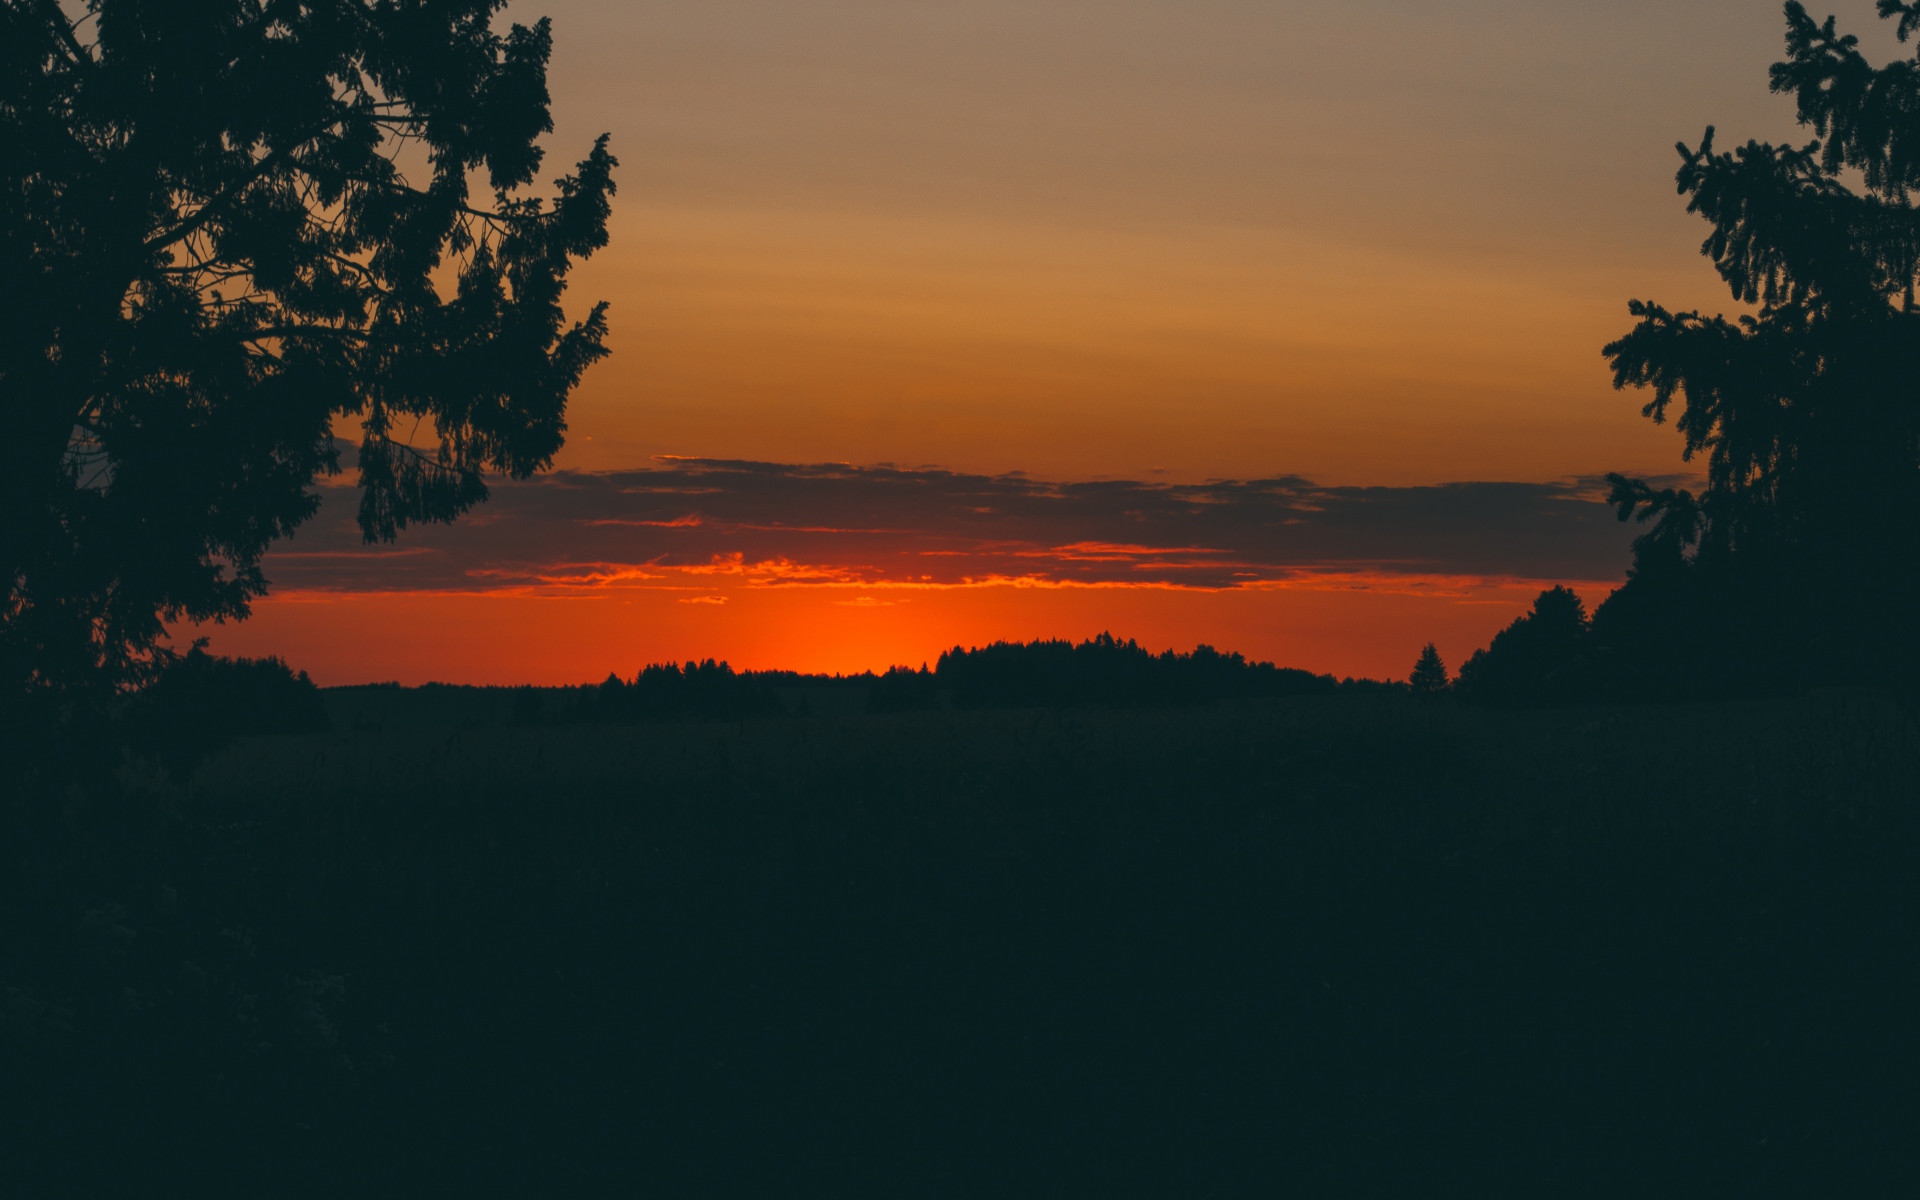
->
(1596, 0), (1920, 689)
(1408, 643), (1450, 699)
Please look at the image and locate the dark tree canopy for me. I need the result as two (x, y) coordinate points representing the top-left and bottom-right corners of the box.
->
(1455, 586), (1589, 708)
(1596, 1), (1920, 691)
(0, 0), (615, 701)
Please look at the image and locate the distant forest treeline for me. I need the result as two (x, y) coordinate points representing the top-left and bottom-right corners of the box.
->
(115, 588), (1920, 785)
(567, 632), (1348, 725)
(137, 636), (1372, 766)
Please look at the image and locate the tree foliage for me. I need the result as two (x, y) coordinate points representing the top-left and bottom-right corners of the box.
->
(0, 0), (615, 703)
(1597, 0), (1920, 690)
(1455, 587), (1589, 708)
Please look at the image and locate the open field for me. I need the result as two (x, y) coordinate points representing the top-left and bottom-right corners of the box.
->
(6, 691), (1919, 1192)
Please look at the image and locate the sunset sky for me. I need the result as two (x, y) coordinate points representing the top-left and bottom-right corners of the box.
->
(205, 0), (1893, 684)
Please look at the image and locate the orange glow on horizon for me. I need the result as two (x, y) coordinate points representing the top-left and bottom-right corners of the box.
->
(195, 573), (1616, 688)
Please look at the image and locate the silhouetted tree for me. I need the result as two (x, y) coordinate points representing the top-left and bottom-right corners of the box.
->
(1, 1), (616, 709)
(1600, 0), (1920, 688)
(1456, 587), (1590, 707)
(1408, 643), (1450, 699)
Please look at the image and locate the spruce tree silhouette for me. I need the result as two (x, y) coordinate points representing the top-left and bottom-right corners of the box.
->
(1408, 643), (1450, 699)
(1598, 0), (1920, 689)
(0, 1), (615, 712)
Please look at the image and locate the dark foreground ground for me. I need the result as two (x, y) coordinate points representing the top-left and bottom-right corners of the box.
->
(5, 691), (1918, 1193)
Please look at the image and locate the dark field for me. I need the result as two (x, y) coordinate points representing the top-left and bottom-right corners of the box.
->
(6, 691), (1919, 1193)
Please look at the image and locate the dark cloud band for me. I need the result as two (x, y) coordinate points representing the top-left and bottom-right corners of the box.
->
(264, 458), (1654, 593)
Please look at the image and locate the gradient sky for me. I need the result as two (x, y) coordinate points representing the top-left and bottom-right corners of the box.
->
(206, 1), (1905, 683)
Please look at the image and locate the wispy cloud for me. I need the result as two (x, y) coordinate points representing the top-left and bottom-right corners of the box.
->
(583, 515), (705, 528)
